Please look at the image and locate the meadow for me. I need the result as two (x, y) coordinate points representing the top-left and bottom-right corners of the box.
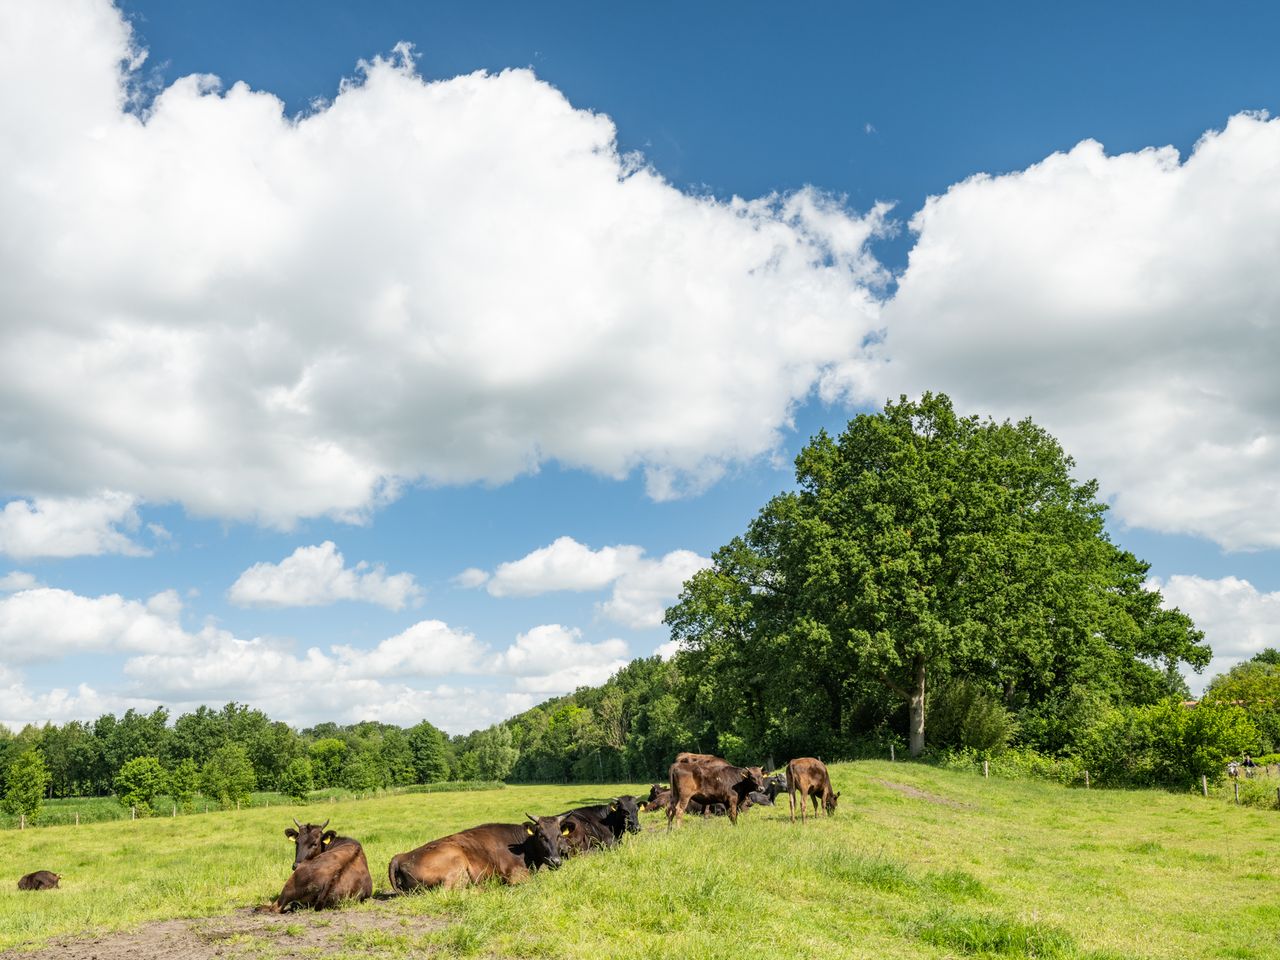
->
(1, 762), (1277, 959)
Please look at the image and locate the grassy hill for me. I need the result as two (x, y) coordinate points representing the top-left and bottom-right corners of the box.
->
(2, 761), (1277, 958)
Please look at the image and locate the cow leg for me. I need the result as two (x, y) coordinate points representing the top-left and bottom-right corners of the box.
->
(727, 798), (738, 825)
(668, 798), (687, 830)
(788, 788), (796, 824)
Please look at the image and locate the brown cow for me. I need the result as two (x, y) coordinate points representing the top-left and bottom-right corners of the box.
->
(17, 870), (60, 890)
(388, 815), (569, 891)
(786, 757), (839, 824)
(667, 754), (764, 828)
(256, 819), (373, 913)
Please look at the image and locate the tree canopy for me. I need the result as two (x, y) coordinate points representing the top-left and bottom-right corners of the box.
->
(665, 393), (1210, 756)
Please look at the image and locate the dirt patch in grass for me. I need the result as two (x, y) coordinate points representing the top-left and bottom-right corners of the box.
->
(873, 779), (971, 809)
(0, 903), (445, 959)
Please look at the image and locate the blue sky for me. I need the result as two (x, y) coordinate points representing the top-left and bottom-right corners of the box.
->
(1, 0), (1278, 733)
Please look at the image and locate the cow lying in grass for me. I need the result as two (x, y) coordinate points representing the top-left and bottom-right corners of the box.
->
(559, 796), (641, 854)
(257, 819), (373, 912)
(17, 870), (60, 891)
(388, 814), (569, 891)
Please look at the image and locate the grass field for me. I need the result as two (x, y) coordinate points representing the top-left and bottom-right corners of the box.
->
(1, 761), (1277, 959)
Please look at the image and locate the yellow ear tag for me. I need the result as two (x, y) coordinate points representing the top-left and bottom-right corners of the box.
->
(609, 802), (618, 811)
(524, 825), (534, 836)
(561, 826), (571, 836)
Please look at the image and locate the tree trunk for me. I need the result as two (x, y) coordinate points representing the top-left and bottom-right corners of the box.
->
(908, 655), (926, 757)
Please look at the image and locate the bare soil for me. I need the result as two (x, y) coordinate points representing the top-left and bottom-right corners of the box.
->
(873, 778), (971, 808)
(0, 902), (445, 959)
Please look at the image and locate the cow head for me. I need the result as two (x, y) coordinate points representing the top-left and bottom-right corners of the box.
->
(608, 796), (641, 834)
(284, 818), (334, 870)
(825, 791), (841, 814)
(523, 813), (571, 870)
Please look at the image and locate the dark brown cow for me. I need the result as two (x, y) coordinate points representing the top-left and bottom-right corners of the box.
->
(559, 796), (641, 854)
(640, 784), (671, 812)
(388, 815), (568, 891)
(667, 754), (764, 828)
(256, 819), (373, 912)
(17, 870), (60, 891)
(786, 757), (839, 824)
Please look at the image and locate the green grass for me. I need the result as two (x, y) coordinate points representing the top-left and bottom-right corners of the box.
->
(2, 763), (1277, 958)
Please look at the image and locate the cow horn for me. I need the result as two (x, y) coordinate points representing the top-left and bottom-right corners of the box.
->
(320, 819), (330, 830)
(526, 812), (540, 824)
(292, 817), (302, 829)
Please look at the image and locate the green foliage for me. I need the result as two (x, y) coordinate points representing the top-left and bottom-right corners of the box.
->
(406, 720), (450, 783)
(1075, 700), (1258, 787)
(471, 724), (519, 781)
(3, 750), (50, 822)
(307, 737), (348, 788)
(112, 756), (167, 815)
(340, 750), (383, 791)
(278, 757), (314, 802)
(169, 758), (199, 812)
(199, 743), (256, 808)
(928, 681), (1018, 756)
(1203, 657), (1280, 753)
(937, 746), (1085, 785)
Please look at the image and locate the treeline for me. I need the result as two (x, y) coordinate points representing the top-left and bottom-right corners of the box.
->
(0, 701), (508, 810)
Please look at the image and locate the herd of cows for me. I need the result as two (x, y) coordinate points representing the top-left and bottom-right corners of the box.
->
(15, 753), (841, 912)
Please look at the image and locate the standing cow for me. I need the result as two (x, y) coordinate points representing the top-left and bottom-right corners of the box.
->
(257, 819), (373, 912)
(388, 814), (569, 891)
(667, 754), (764, 828)
(786, 757), (839, 824)
(17, 870), (60, 891)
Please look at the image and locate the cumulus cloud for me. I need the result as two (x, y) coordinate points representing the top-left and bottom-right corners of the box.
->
(0, 587), (191, 665)
(0, 571), (39, 593)
(0, 0), (886, 528)
(472, 536), (711, 628)
(0, 580), (622, 731)
(228, 541), (422, 610)
(864, 112), (1280, 550)
(1152, 575), (1280, 693)
(492, 624), (629, 692)
(0, 493), (148, 558)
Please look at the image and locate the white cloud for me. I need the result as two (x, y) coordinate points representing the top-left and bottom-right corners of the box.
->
(486, 537), (643, 597)
(600, 549), (711, 629)
(227, 541), (422, 610)
(0, 571), (39, 593)
(493, 624), (629, 692)
(452, 567), (490, 589)
(654, 639), (683, 661)
(1152, 575), (1280, 694)
(477, 537), (711, 628)
(0, 0), (886, 528)
(0, 493), (148, 559)
(331, 619), (487, 677)
(0, 587), (191, 665)
(864, 112), (1280, 550)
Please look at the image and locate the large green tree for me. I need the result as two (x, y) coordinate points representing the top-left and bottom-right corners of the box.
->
(666, 394), (1210, 756)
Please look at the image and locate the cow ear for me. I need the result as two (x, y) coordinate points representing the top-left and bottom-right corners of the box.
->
(524, 824), (535, 836)
(285, 828), (298, 840)
(561, 821), (575, 836)
(321, 830), (337, 845)
(609, 800), (618, 812)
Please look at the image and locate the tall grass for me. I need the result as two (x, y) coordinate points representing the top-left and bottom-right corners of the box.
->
(2, 764), (1278, 958)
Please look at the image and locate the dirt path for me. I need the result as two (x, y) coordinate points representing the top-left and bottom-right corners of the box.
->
(873, 778), (971, 808)
(0, 904), (445, 959)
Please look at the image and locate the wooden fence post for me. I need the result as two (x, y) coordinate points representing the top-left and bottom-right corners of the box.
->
(983, 760), (989, 779)
(1084, 769), (1090, 789)
(1201, 775), (1208, 798)
(890, 744), (895, 762)
(1233, 782), (1240, 805)
(75, 812), (80, 826)
(131, 805), (136, 820)
(172, 804), (176, 818)
(19, 814), (25, 830)
(1275, 786), (1279, 809)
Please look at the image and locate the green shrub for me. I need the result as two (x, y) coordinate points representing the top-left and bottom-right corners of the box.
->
(113, 756), (166, 815)
(169, 758), (199, 812)
(279, 757), (314, 802)
(200, 743), (256, 808)
(929, 681), (1018, 755)
(2, 750), (50, 823)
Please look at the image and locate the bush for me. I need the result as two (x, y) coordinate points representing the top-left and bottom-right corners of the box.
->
(929, 681), (1018, 756)
(3, 750), (50, 823)
(279, 757), (314, 802)
(113, 756), (166, 815)
(1074, 700), (1258, 788)
(935, 746), (1084, 785)
(200, 743), (256, 808)
(169, 758), (199, 812)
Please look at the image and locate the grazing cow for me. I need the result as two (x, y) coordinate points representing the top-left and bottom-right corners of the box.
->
(17, 870), (60, 891)
(668, 754), (765, 827)
(388, 815), (569, 891)
(786, 757), (840, 824)
(256, 819), (373, 913)
(559, 796), (641, 854)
